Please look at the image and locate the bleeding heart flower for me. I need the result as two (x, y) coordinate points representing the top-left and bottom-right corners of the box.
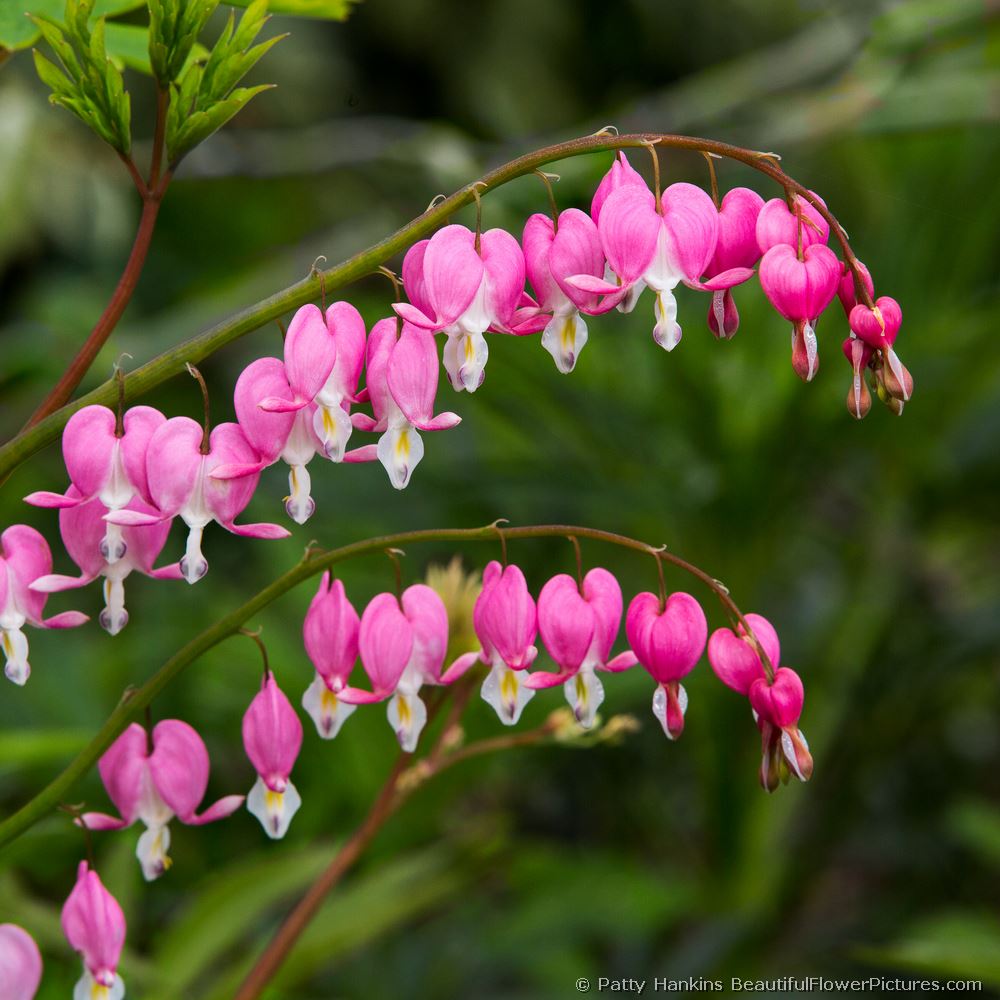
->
(568, 183), (753, 351)
(394, 225), (525, 392)
(625, 591), (707, 740)
(526, 568), (637, 728)
(842, 336), (874, 420)
(849, 296), (912, 402)
(25, 404), (165, 568)
(590, 151), (648, 224)
(704, 187), (764, 339)
(313, 301), (367, 461)
(707, 613), (780, 696)
(837, 259), (874, 316)
(1, 525), (88, 685)
(0, 923), (42, 1000)
(344, 319), (460, 490)
(758, 242), (840, 382)
(29, 487), (181, 636)
(243, 673), (304, 839)
(755, 191), (830, 254)
(338, 585), (449, 751)
(301, 573), (360, 739)
(749, 667), (814, 790)
(61, 862), (126, 1000)
(107, 417), (289, 585)
(523, 209), (605, 373)
(80, 720), (244, 880)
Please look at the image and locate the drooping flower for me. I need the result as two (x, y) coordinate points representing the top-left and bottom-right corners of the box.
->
(755, 191), (830, 254)
(0, 923), (42, 1000)
(842, 335), (874, 420)
(590, 151), (648, 225)
(758, 242), (841, 382)
(525, 568), (637, 728)
(443, 561), (539, 725)
(338, 585), (450, 751)
(25, 404), (165, 568)
(522, 209), (605, 372)
(750, 667), (814, 791)
(703, 187), (764, 339)
(849, 295), (912, 402)
(312, 301), (367, 461)
(625, 591), (707, 740)
(301, 573), (360, 739)
(61, 862), (126, 1000)
(836, 259), (874, 316)
(394, 225), (526, 392)
(106, 418), (289, 585)
(568, 183), (753, 351)
(0, 525), (88, 685)
(708, 614), (812, 791)
(81, 720), (244, 880)
(345, 319), (460, 489)
(243, 673), (304, 838)
(29, 488), (181, 635)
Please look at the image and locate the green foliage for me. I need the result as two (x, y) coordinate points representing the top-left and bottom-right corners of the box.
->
(164, 0), (283, 165)
(0, 0), (144, 52)
(30, 0), (132, 153)
(147, 0), (217, 85)
(224, 0), (358, 15)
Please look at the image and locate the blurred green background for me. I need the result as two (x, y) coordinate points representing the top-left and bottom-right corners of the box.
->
(2, 0), (999, 996)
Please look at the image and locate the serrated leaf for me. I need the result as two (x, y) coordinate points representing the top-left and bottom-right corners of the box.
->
(223, 0), (360, 17)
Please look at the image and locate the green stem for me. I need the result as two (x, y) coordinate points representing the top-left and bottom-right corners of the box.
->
(0, 131), (870, 480)
(0, 521), (766, 852)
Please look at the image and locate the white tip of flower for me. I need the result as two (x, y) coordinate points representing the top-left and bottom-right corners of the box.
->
(99, 578), (129, 636)
(542, 312), (588, 374)
(74, 969), (125, 1000)
(481, 663), (534, 726)
(180, 524), (208, 585)
(803, 321), (818, 381)
(652, 290), (682, 351)
(387, 689), (428, 752)
(99, 522), (127, 566)
(136, 823), (172, 881)
(444, 330), (488, 393)
(302, 674), (356, 739)
(377, 421), (423, 490)
(2, 627), (30, 685)
(563, 669), (604, 730)
(652, 681), (687, 741)
(247, 775), (301, 839)
(284, 464), (315, 524)
(313, 401), (353, 462)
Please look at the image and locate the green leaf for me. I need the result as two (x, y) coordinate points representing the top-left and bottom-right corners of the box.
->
(223, 0), (359, 18)
(0, 0), (144, 54)
(168, 82), (272, 161)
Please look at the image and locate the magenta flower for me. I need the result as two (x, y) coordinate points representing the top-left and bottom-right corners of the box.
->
(25, 403), (164, 568)
(525, 568), (637, 728)
(107, 417), (289, 584)
(704, 187), (764, 339)
(61, 862), (126, 1000)
(625, 591), (707, 740)
(301, 573), (361, 739)
(755, 191), (829, 254)
(842, 336), (874, 420)
(849, 296), (912, 401)
(569, 182), (753, 351)
(29, 488), (180, 635)
(243, 673), (304, 838)
(345, 319), (460, 489)
(590, 151), (647, 225)
(338, 585), (450, 751)
(313, 301), (367, 461)
(837, 259), (874, 316)
(0, 923), (42, 1000)
(523, 209), (605, 373)
(0, 525), (88, 685)
(394, 224), (525, 392)
(758, 242), (841, 382)
(707, 613), (780, 696)
(81, 720), (244, 880)
(749, 667), (814, 790)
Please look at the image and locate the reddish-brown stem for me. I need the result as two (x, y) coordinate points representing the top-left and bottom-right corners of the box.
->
(186, 364), (211, 454)
(148, 87), (168, 192)
(24, 193), (163, 427)
(534, 169), (560, 229)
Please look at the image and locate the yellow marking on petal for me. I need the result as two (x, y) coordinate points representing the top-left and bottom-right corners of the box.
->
(321, 688), (338, 712)
(575, 673), (588, 707)
(464, 336), (475, 362)
(561, 317), (575, 350)
(2, 633), (10, 655)
(290, 467), (298, 490)
(103, 579), (112, 602)
(500, 668), (519, 706)
(91, 983), (110, 1000)
(395, 428), (410, 459)
(397, 694), (412, 727)
(322, 408), (337, 434)
(266, 789), (284, 812)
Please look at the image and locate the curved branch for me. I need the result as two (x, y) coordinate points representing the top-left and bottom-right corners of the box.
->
(0, 131), (870, 480)
(0, 521), (762, 852)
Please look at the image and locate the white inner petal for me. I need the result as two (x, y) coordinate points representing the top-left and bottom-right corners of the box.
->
(387, 689), (428, 752)
(377, 418), (423, 490)
(481, 663), (534, 726)
(563, 668), (604, 729)
(302, 674), (356, 739)
(247, 775), (301, 839)
(541, 311), (588, 374)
